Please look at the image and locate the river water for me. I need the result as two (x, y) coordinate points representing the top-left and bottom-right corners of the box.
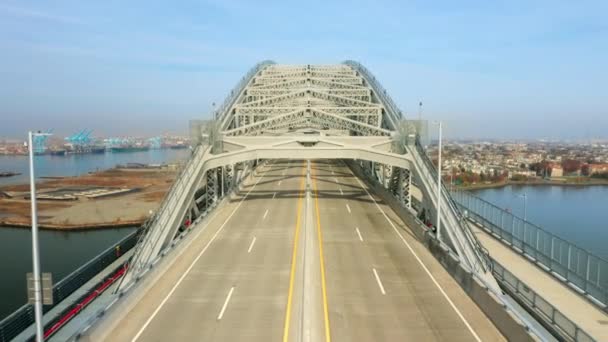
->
(0, 227), (136, 320)
(0, 148), (190, 186)
(0, 149), (190, 321)
(471, 185), (608, 260)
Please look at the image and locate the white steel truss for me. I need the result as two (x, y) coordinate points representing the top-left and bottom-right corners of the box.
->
(121, 62), (498, 294)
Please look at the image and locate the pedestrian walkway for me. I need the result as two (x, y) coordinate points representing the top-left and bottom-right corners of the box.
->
(472, 224), (608, 341)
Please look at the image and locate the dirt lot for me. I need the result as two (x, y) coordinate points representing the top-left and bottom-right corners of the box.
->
(0, 168), (177, 230)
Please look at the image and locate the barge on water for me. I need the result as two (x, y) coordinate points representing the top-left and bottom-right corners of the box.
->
(0, 171), (21, 178)
(110, 146), (150, 153)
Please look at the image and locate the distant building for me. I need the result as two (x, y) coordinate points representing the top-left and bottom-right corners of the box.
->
(551, 166), (563, 177)
(509, 170), (536, 179)
(586, 163), (608, 175)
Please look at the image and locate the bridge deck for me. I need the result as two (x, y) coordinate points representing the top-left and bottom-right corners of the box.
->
(102, 160), (503, 342)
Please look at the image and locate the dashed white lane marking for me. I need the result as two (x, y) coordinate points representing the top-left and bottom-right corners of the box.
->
(353, 176), (482, 342)
(339, 187), (343, 195)
(247, 237), (257, 253)
(131, 170), (265, 342)
(333, 177), (338, 183)
(278, 180), (282, 186)
(345, 204), (351, 213)
(372, 268), (386, 295)
(263, 209), (269, 219)
(355, 227), (363, 242)
(272, 192), (277, 199)
(217, 287), (235, 320)
(331, 171), (334, 175)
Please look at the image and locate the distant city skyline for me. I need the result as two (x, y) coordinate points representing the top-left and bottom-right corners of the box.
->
(1, 0), (607, 140)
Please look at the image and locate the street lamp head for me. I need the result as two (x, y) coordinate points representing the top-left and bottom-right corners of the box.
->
(30, 131), (53, 137)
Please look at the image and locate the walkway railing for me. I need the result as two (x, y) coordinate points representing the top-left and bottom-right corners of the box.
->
(493, 261), (595, 342)
(0, 230), (140, 342)
(452, 189), (608, 309)
(412, 138), (493, 273)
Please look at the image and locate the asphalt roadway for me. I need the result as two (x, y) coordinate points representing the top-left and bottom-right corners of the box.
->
(102, 159), (505, 342)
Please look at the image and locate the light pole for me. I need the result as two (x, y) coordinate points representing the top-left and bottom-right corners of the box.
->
(418, 101), (423, 138)
(519, 193), (527, 221)
(28, 131), (51, 342)
(434, 121), (443, 241)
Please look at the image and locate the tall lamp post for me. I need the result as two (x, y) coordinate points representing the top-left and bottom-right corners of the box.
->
(520, 193), (528, 221)
(417, 101), (423, 139)
(28, 131), (51, 342)
(434, 121), (443, 241)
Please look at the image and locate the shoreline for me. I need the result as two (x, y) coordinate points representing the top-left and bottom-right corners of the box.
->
(0, 218), (144, 231)
(457, 179), (608, 191)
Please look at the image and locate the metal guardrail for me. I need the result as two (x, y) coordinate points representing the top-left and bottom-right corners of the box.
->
(453, 190), (608, 309)
(122, 145), (206, 282)
(412, 138), (493, 273)
(0, 230), (140, 342)
(493, 261), (595, 342)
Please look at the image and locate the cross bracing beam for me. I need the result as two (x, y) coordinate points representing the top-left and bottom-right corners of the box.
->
(217, 61), (275, 130)
(224, 109), (389, 136)
(235, 107), (382, 116)
(246, 88), (371, 97)
(253, 75), (363, 86)
(309, 89), (379, 107)
(252, 78), (308, 89)
(250, 77), (364, 91)
(309, 78), (367, 89)
(217, 136), (409, 170)
(237, 89), (380, 108)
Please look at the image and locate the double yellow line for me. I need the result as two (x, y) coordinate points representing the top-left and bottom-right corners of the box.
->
(312, 163), (331, 342)
(282, 162), (331, 342)
(283, 166), (306, 342)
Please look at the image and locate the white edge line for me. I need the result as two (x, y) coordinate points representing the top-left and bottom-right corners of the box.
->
(354, 176), (483, 342)
(346, 204), (351, 213)
(263, 209), (269, 219)
(217, 287), (235, 320)
(247, 236), (257, 253)
(372, 268), (386, 295)
(131, 170), (265, 342)
(355, 227), (363, 242)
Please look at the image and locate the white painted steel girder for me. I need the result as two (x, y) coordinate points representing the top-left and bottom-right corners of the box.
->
(122, 62), (498, 293)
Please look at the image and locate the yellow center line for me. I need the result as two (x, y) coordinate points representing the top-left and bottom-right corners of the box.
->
(282, 164), (307, 342)
(312, 163), (332, 342)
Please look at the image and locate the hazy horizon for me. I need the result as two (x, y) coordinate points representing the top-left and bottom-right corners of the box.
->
(1, 1), (607, 140)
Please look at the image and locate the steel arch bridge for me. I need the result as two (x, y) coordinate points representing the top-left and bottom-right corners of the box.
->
(119, 61), (497, 291)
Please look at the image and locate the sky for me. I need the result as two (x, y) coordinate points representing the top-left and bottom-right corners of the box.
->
(0, 0), (607, 140)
